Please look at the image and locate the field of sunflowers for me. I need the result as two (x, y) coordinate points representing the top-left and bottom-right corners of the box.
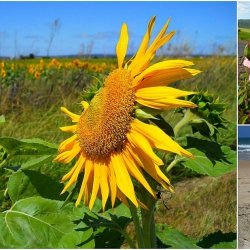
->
(0, 55), (236, 248)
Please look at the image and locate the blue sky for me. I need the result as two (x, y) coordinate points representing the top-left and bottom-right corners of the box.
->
(238, 126), (250, 138)
(0, 1), (236, 57)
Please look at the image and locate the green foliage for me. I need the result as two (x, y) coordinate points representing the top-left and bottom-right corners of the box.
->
(197, 231), (236, 249)
(156, 224), (200, 248)
(175, 92), (228, 140)
(156, 224), (236, 249)
(239, 27), (250, 41)
(7, 170), (68, 203)
(238, 67), (250, 123)
(0, 57), (236, 249)
(0, 197), (94, 248)
(0, 115), (5, 125)
(0, 137), (57, 170)
(179, 137), (236, 177)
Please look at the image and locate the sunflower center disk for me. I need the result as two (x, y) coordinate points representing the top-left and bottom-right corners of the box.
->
(77, 69), (135, 159)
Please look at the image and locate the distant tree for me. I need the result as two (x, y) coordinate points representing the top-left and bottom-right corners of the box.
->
(46, 18), (61, 57)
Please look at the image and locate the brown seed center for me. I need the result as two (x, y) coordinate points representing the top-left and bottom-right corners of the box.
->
(77, 69), (135, 159)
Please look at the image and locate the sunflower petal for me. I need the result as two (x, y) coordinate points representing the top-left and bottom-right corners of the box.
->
(81, 101), (89, 111)
(61, 107), (80, 122)
(132, 119), (193, 158)
(123, 148), (156, 198)
(132, 16), (156, 62)
(60, 125), (77, 133)
(109, 161), (117, 207)
(75, 159), (93, 206)
(99, 163), (110, 210)
(58, 134), (77, 153)
(55, 142), (81, 163)
(116, 23), (129, 68)
(127, 128), (163, 165)
(133, 145), (172, 189)
(61, 154), (85, 182)
(61, 160), (83, 194)
(111, 154), (138, 207)
(134, 60), (195, 83)
(136, 97), (197, 110)
(135, 68), (201, 88)
(136, 86), (196, 99)
(89, 162), (101, 210)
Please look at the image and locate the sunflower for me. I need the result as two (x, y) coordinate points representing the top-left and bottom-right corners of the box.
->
(55, 17), (201, 210)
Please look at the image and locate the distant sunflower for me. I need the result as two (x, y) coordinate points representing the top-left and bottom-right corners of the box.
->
(55, 17), (201, 210)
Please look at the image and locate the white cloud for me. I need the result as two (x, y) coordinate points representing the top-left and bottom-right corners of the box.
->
(238, 1), (250, 19)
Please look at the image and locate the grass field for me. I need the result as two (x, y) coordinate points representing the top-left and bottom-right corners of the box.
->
(239, 27), (250, 41)
(0, 56), (236, 243)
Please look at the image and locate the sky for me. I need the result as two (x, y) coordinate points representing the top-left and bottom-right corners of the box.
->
(239, 1), (250, 19)
(238, 126), (250, 138)
(0, 1), (236, 57)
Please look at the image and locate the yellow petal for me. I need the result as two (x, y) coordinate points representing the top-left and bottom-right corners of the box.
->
(134, 145), (171, 190)
(60, 125), (77, 133)
(61, 160), (83, 194)
(136, 97), (197, 110)
(61, 154), (85, 182)
(61, 107), (80, 122)
(134, 60), (195, 83)
(131, 16), (155, 65)
(127, 129), (163, 165)
(111, 154), (138, 207)
(109, 161), (117, 207)
(116, 23), (129, 68)
(81, 101), (89, 111)
(89, 162), (101, 210)
(132, 119), (193, 158)
(122, 148), (156, 198)
(135, 68), (201, 88)
(75, 159), (93, 206)
(54, 142), (81, 163)
(99, 164), (110, 210)
(151, 31), (175, 54)
(136, 86), (196, 99)
(58, 134), (77, 152)
(147, 18), (171, 54)
(129, 19), (173, 76)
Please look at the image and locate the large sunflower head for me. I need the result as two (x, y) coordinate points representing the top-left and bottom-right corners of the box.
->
(55, 17), (201, 210)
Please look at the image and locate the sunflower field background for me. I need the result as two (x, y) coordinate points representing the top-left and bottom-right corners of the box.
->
(0, 54), (236, 248)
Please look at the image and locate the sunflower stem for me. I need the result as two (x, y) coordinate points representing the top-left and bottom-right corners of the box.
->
(129, 201), (145, 248)
(141, 191), (157, 248)
(174, 109), (194, 136)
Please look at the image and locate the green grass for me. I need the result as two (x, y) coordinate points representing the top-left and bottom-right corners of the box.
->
(239, 27), (250, 41)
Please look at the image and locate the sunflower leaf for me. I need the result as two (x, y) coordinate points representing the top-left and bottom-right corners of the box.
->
(0, 197), (94, 248)
(0, 137), (57, 170)
(179, 137), (236, 176)
(156, 223), (200, 248)
(7, 169), (68, 203)
(197, 231), (236, 249)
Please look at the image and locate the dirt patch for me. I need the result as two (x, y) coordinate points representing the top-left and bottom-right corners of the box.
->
(239, 205), (250, 248)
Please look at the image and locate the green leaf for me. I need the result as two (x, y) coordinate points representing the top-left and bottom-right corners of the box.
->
(0, 115), (5, 125)
(197, 231), (236, 249)
(21, 155), (54, 169)
(0, 197), (94, 248)
(0, 137), (57, 169)
(7, 170), (67, 203)
(135, 108), (158, 120)
(82, 203), (132, 248)
(156, 223), (200, 248)
(180, 137), (236, 177)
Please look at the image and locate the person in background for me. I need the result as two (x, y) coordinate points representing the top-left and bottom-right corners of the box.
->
(243, 41), (250, 81)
